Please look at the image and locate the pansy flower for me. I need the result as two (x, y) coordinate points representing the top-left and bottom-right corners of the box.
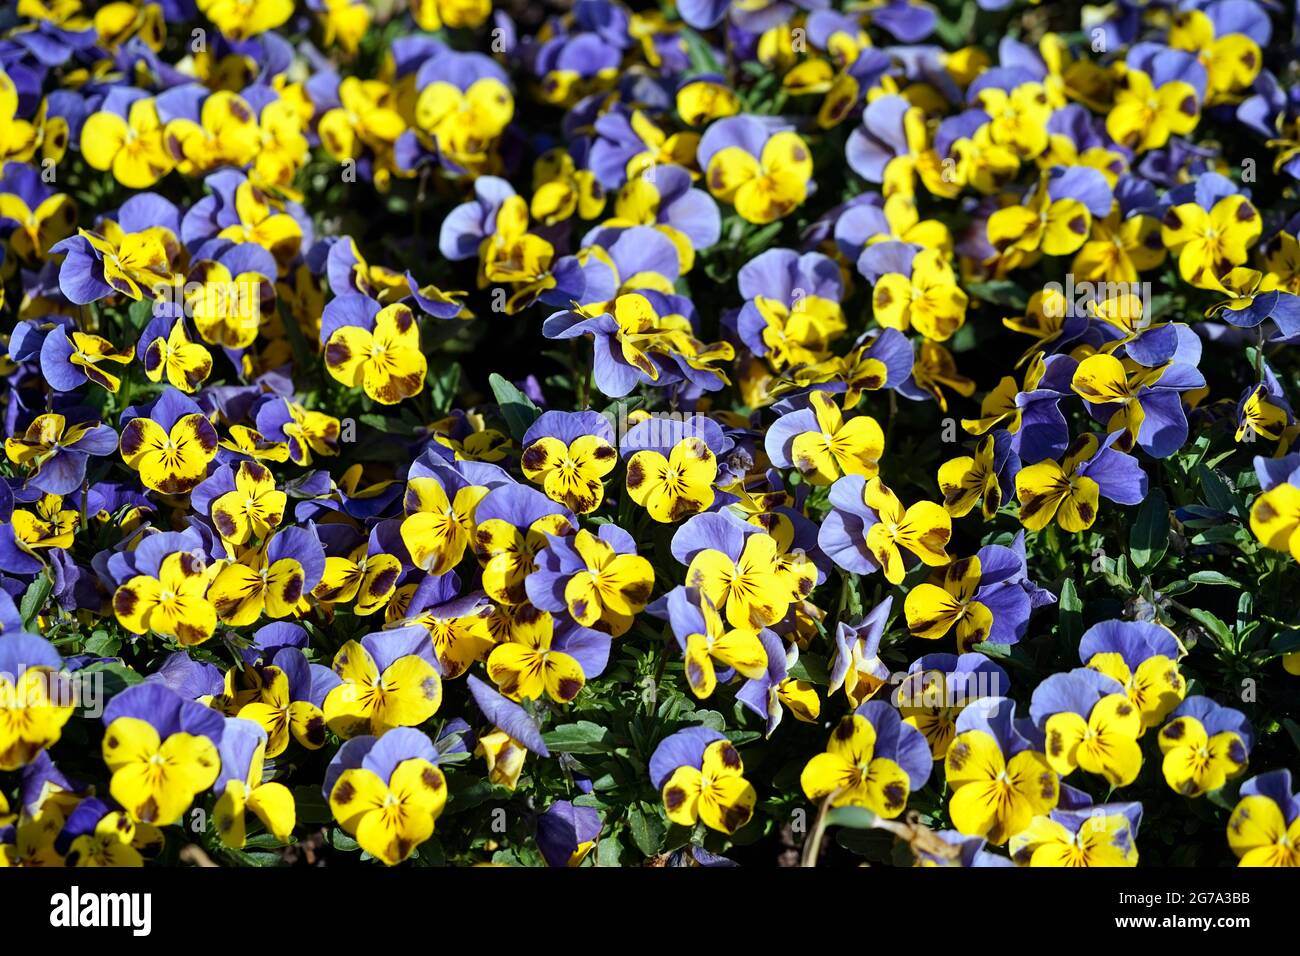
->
(661, 585), (767, 699)
(800, 702), (931, 818)
(537, 799), (602, 867)
(735, 248), (846, 370)
(676, 74), (741, 127)
(163, 89), (262, 176)
(904, 540), (1036, 651)
(486, 607), (610, 705)
(0, 161), (76, 264)
(531, 147), (607, 228)
(9, 492), (79, 553)
(313, 537), (404, 617)
(1157, 696), (1253, 797)
(59, 798), (164, 868)
(827, 597), (893, 707)
(1105, 66), (1200, 154)
(821, 474), (938, 580)
(914, 831), (1013, 868)
(895, 652), (1009, 759)
(783, 328), (915, 410)
(322, 627), (443, 739)
(118, 389), (220, 495)
(213, 718), (295, 849)
(698, 115), (813, 224)
(903, 340), (976, 411)
(473, 484), (576, 605)
(100, 684), (224, 826)
(625, 435), (719, 524)
(937, 431), (1018, 521)
(1168, 5), (1266, 107)
(736, 628), (820, 736)
(80, 96), (173, 189)
(1072, 203), (1167, 284)
(0, 634), (75, 771)
(233, 634), (330, 757)
(1071, 353), (1205, 458)
(325, 728), (447, 865)
(527, 524), (654, 636)
(138, 315), (213, 393)
(593, 164), (720, 272)
(1235, 365), (1293, 443)
(398, 574), (496, 678)
(1078, 619), (1186, 730)
(962, 352), (1079, 464)
(198, 0), (295, 40)
(200, 461), (287, 548)
(1226, 770), (1300, 867)
(1030, 668), (1144, 787)
(544, 289), (733, 399)
(1249, 452), (1300, 559)
(765, 390), (884, 485)
(986, 168), (1108, 269)
(208, 526), (326, 626)
(1009, 801), (1142, 867)
(113, 546), (220, 647)
(467, 674), (549, 790)
(183, 245), (277, 350)
(868, 476), (952, 585)
(322, 297), (426, 406)
(650, 728), (756, 835)
(39, 326), (133, 393)
(519, 411), (619, 514)
(1161, 193), (1261, 288)
(400, 465), (492, 576)
(587, 108), (699, 190)
(317, 76), (406, 173)
(1015, 431), (1147, 533)
(945, 697), (1059, 845)
(52, 215), (175, 304)
(410, 52), (513, 175)
(4, 413), (116, 496)
(859, 241), (968, 341)
(674, 511), (791, 629)
(313, 0), (373, 54)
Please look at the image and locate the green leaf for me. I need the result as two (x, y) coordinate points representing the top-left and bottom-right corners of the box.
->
(788, 652), (829, 685)
(20, 573), (53, 629)
(1058, 578), (1083, 653)
(1130, 490), (1169, 572)
(127, 297), (156, 331)
(741, 222), (785, 256)
(330, 828), (360, 852)
(1269, 630), (1300, 655)
(597, 828), (625, 866)
(242, 832), (294, 850)
(1197, 465), (1240, 516)
(627, 802), (665, 857)
(965, 280), (1028, 310)
(223, 849), (285, 867)
(292, 785), (332, 824)
(599, 396), (641, 440)
(1188, 608), (1234, 652)
(543, 720), (617, 754)
(679, 26), (722, 74)
(1283, 718), (1300, 756)
(83, 631), (122, 657)
(489, 373), (542, 441)
(1186, 571), (1240, 587)
(826, 806), (880, 830)
(77, 661), (143, 699)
